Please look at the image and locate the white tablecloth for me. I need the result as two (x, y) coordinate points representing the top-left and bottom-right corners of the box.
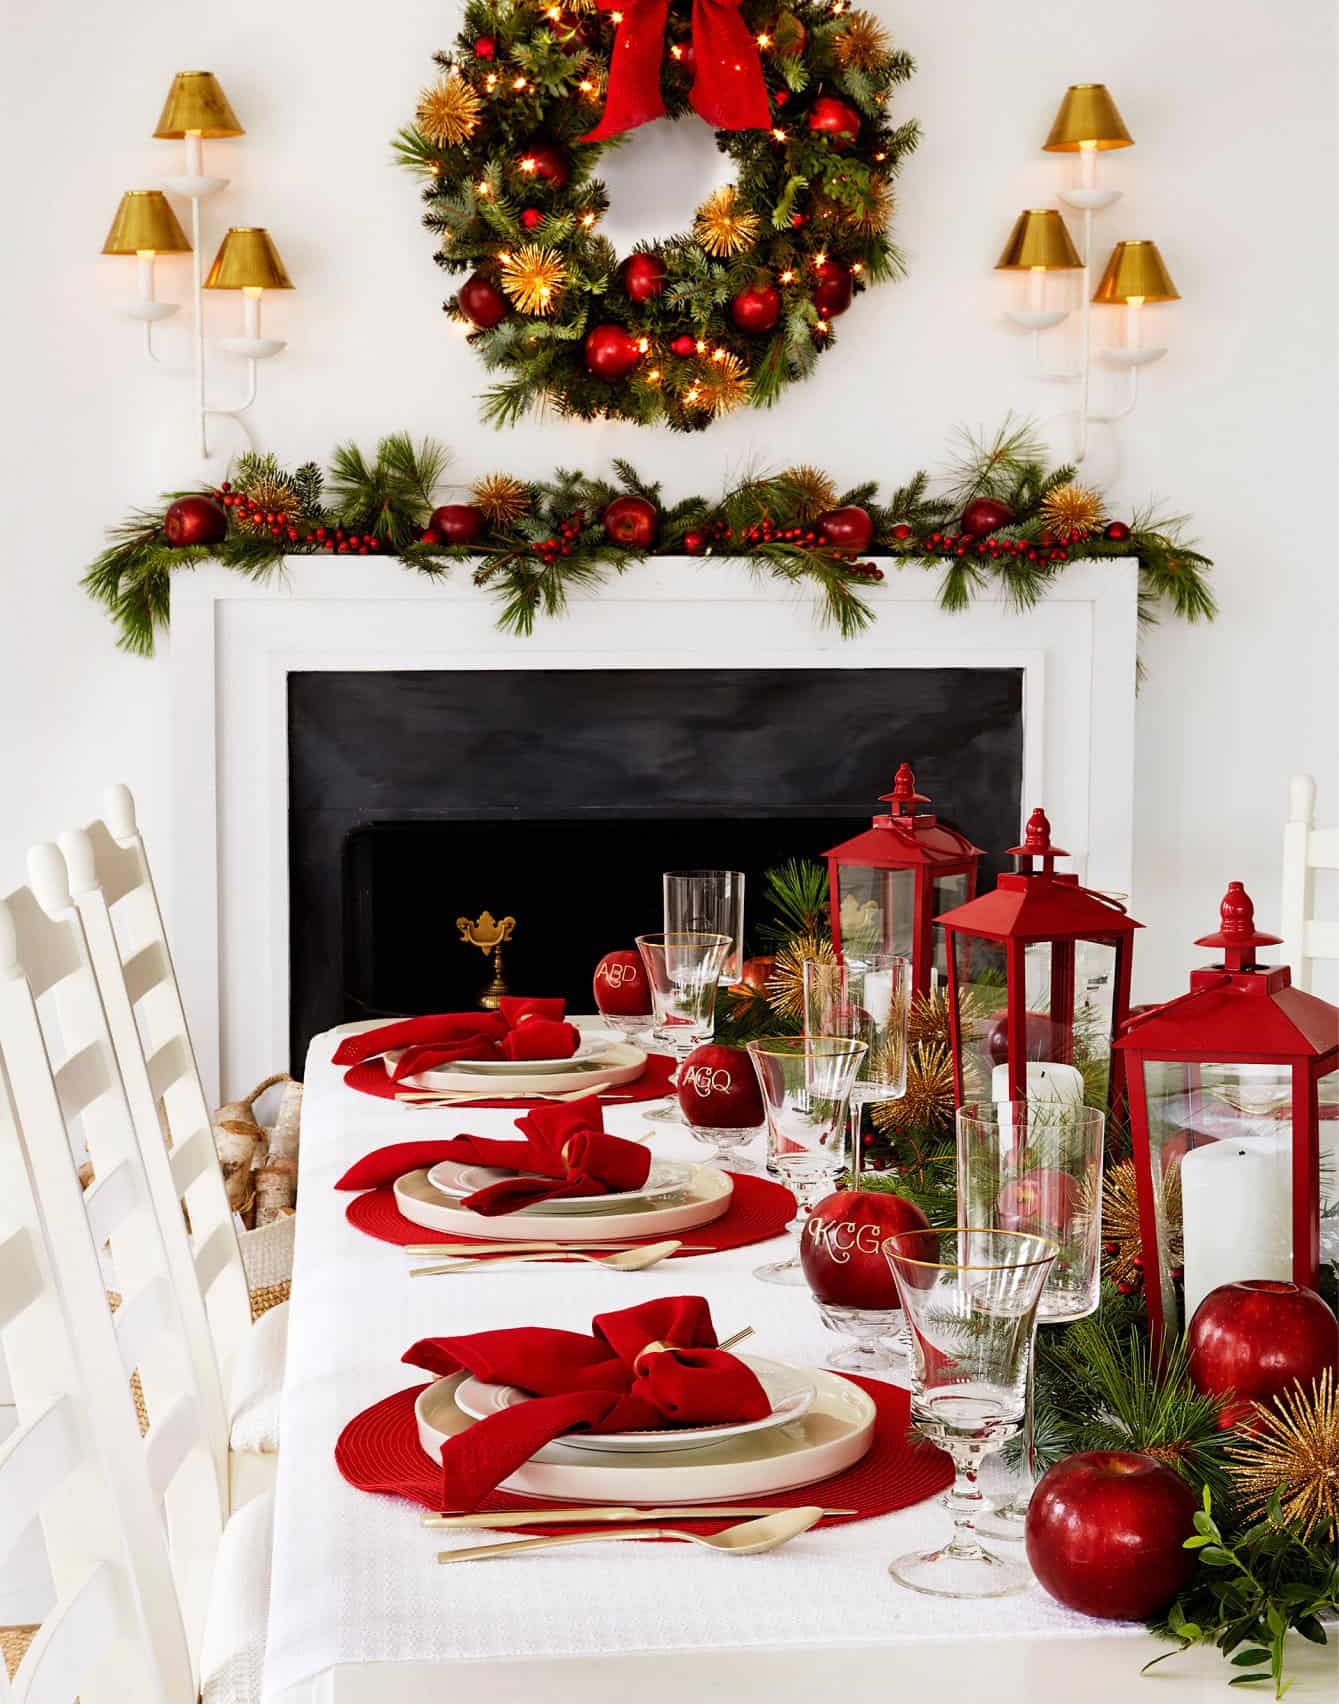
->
(262, 1023), (1139, 1700)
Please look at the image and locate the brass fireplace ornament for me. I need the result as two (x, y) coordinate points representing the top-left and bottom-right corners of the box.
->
(458, 910), (516, 1009)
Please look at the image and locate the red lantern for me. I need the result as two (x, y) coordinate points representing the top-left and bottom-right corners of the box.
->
(938, 808), (1140, 1118)
(1115, 883), (1339, 1347)
(823, 763), (982, 996)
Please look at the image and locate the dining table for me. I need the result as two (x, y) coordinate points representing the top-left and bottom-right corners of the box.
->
(262, 1020), (1338, 1703)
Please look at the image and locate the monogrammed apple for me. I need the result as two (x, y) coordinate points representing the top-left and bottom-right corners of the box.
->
(802, 1188), (929, 1310)
(676, 1043), (763, 1128)
(592, 949), (652, 1017)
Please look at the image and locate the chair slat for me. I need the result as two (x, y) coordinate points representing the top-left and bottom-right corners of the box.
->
(143, 1392), (203, 1503)
(120, 940), (170, 1007)
(12, 1560), (128, 1704)
(51, 1039), (114, 1122)
(111, 1275), (172, 1381)
(0, 1395), (82, 1560)
(82, 1157), (143, 1249)
(1303, 919), (1339, 956)
(0, 1227), (43, 1329)
(193, 1221), (236, 1297)
(145, 1034), (190, 1103)
(1307, 827), (1339, 868)
(167, 1124), (214, 1196)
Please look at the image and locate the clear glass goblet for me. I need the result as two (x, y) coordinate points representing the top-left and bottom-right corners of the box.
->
(635, 931), (730, 1124)
(956, 1099), (1104, 1537)
(685, 1122), (761, 1171)
(883, 1225), (1057, 1599)
(746, 1035), (867, 1285)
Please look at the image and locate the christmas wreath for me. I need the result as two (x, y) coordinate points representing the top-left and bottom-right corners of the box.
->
(395, 0), (917, 429)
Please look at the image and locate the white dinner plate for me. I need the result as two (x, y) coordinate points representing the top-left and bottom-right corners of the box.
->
(415, 1367), (875, 1503)
(425, 1155), (693, 1212)
(390, 1039), (649, 1098)
(453, 1355), (816, 1455)
(399, 1036), (611, 1075)
(392, 1164), (733, 1241)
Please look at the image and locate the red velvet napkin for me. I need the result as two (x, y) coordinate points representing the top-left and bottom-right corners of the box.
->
(331, 996), (580, 1081)
(333, 1095), (652, 1215)
(403, 1296), (771, 1509)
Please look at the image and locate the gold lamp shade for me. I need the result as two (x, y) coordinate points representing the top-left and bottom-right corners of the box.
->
(995, 210), (1082, 271)
(1043, 83), (1133, 151)
(153, 71), (244, 138)
(101, 190), (191, 255)
(204, 228), (294, 290)
(1092, 240), (1179, 303)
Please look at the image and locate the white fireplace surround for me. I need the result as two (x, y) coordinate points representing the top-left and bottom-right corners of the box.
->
(170, 555), (1138, 1101)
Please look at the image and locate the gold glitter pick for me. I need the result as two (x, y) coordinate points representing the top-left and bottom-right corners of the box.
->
(471, 473), (531, 528)
(781, 466), (839, 520)
(238, 471), (296, 526)
(689, 351), (751, 417)
(499, 245), (567, 316)
(1092, 1158), (1181, 1291)
(1039, 481), (1105, 541)
(871, 1041), (956, 1135)
(1228, 1370), (1339, 1536)
(416, 73), (482, 149)
(833, 9), (892, 70)
(694, 185), (761, 258)
(765, 932), (836, 1022)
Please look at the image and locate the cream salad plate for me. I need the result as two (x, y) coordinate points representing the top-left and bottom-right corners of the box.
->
(390, 1039), (648, 1099)
(425, 1156), (694, 1215)
(453, 1356), (817, 1455)
(415, 1368), (874, 1503)
(393, 1163), (734, 1242)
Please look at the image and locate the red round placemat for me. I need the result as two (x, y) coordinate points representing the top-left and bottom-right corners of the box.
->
(343, 1051), (677, 1107)
(336, 1374), (952, 1530)
(345, 1168), (796, 1255)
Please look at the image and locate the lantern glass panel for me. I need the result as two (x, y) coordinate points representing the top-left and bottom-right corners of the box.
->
(835, 864), (913, 959)
(930, 872), (969, 984)
(1141, 1059), (1299, 1336)
(951, 933), (1008, 1103)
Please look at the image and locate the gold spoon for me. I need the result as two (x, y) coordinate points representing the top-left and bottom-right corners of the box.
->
(411, 1238), (686, 1276)
(436, 1505), (824, 1564)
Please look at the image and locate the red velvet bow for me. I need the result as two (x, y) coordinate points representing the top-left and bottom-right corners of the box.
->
(581, 0), (771, 142)
(333, 1095), (652, 1215)
(404, 1296), (771, 1508)
(331, 996), (579, 1082)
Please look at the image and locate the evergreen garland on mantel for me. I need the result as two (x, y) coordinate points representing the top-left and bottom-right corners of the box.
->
(82, 418), (1214, 657)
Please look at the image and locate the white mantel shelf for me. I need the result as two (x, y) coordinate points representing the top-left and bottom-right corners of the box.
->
(171, 554), (1138, 1099)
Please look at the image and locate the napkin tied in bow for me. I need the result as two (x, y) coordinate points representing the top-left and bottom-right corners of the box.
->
(331, 996), (579, 1081)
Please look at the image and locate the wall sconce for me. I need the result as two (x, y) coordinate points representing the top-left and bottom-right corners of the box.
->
(100, 71), (295, 464)
(995, 84), (1180, 460)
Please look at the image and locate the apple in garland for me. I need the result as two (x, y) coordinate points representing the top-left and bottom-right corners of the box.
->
(164, 495), (228, 547)
(960, 497), (1015, 538)
(429, 505), (486, 546)
(602, 495), (658, 548)
(818, 506), (874, 551)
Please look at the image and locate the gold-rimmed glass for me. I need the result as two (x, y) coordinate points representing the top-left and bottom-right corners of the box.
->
(635, 931), (731, 1124)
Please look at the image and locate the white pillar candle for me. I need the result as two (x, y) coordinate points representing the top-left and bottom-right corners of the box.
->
(1180, 1135), (1292, 1324)
(991, 1060), (1085, 1105)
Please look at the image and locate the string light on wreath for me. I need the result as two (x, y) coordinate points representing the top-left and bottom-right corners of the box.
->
(499, 245), (567, 316)
(416, 73), (482, 148)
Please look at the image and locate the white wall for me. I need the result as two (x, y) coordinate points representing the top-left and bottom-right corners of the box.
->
(1, 0), (1335, 1008)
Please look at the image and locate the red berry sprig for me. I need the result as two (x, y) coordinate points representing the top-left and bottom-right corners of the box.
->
(533, 509), (585, 564)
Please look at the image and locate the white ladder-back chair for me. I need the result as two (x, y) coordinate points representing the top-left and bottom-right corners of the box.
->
(1281, 774), (1339, 994)
(0, 868), (273, 1703)
(59, 792), (286, 1491)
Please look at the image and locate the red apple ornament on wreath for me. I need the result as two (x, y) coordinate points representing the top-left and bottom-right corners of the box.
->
(602, 495), (658, 548)
(730, 283), (781, 334)
(458, 273), (507, 329)
(620, 252), (666, 304)
(1025, 1451), (1198, 1621)
(1187, 1280), (1338, 1429)
(519, 141), (569, 188)
(802, 1189), (929, 1311)
(812, 261), (853, 318)
(164, 495), (228, 547)
(584, 323), (642, 379)
(818, 506), (874, 551)
(429, 504), (485, 546)
(808, 96), (860, 145)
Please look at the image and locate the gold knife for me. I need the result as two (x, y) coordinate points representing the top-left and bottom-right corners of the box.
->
(422, 1505), (859, 1528)
(403, 1241), (712, 1256)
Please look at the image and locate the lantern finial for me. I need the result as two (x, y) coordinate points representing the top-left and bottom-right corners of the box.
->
(1007, 807), (1069, 874)
(1194, 881), (1283, 972)
(879, 762), (931, 819)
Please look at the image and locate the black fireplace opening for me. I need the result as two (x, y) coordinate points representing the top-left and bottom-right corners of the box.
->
(288, 667), (1025, 1071)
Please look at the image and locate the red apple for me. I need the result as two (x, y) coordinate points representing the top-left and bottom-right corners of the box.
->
(678, 1044), (764, 1129)
(164, 495), (228, 547)
(996, 1167), (1080, 1237)
(429, 504), (486, 545)
(682, 529), (707, 555)
(1188, 1280), (1338, 1427)
(731, 954), (775, 993)
(584, 323), (642, 380)
(458, 273), (507, 329)
(593, 949), (652, 1017)
(818, 506), (874, 551)
(802, 1188), (930, 1310)
(960, 497), (1015, 538)
(602, 494), (658, 548)
(519, 141), (569, 188)
(670, 334), (697, 357)
(1027, 1452), (1198, 1620)
(981, 1008), (1060, 1068)
(620, 252), (666, 303)
(730, 283), (781, 334)
(1105, 520), (1132, 541)
(812, 261), (853, 317)
(808, 96), (860, 145)
(521, 208), (544, 231)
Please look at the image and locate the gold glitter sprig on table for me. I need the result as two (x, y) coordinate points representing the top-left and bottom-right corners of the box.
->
(693, 185), (761, 258)
(471, 473), (530, 528)
(833, 9), (893, 70)
(1039, 481), (1105, 542)
(906, 983), (987, 1048)
(765, 932), (836, 1022)
(780, 465), (839, 520)
(1227, 1370), (1339, 1536)
(499, 245), (567, 316)
(416, 73), (482, 149)
(871, 1041), (956, 1134)
(1096, 1158), (1181, 1292)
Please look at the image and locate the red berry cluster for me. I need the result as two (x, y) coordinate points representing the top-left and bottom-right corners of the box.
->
(214, 482), (298, 542)
(534, 510), (585, 563)
(320, 530), (385, 555)
(919, 531), (1071, 565)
